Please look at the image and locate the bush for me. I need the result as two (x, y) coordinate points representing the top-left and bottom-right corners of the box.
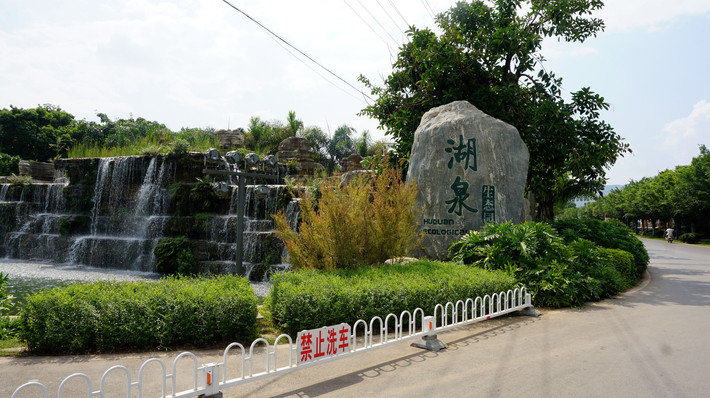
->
(0, 153), (20, 176)
(0, 272), (14, 315)
(0, 316), (20, 341)
(597, 248), (636, 290)
(679, 233), (701, 244)
(154, 236), (197, 275)
(550, 218), (649, 277)
(19, 276), (258, 354)
(274, 168), (421, 270)
(449, 222), (640, 308)
(266, 261), (516, 336)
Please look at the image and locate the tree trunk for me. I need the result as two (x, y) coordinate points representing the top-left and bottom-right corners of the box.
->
(535, 194), (555, 220)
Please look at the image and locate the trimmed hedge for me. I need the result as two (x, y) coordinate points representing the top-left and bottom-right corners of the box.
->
(679, 233), (701, 244)
(597, 248), (637, 290)
(19, 276), (258, 354)
(550, 218), (649, 276)
(266, 261), (516, 336)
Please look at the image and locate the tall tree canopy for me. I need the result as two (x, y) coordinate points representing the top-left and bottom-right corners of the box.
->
(360, 0), (630, 219)
(0, 104), (76, 161)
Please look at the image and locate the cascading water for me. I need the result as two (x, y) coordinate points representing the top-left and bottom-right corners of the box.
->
(1, 152), (294, 279)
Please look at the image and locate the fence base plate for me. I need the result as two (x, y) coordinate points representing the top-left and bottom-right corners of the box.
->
(521, 306), (541, 317)
(411, 334), (447, 352)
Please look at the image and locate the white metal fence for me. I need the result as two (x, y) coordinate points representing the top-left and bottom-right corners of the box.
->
(12, 287), (534, 398)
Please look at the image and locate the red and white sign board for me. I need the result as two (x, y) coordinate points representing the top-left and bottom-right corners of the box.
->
(297, 323), (351, 364)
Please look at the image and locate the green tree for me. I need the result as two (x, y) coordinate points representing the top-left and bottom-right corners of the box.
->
(360, 0), (630, 219)
(0, 104), (76, 161)
(328, 124), (356, 167)
(245, 111), (304, 155)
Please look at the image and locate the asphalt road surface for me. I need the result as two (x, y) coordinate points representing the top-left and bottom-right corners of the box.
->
(235, 238), (710, 397)
(3, 238), (709, 397)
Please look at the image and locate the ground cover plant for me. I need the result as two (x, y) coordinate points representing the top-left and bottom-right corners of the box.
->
(19, 276), (257, 354)
(266, 261), (516, 336)
(449, 221), (647, 308)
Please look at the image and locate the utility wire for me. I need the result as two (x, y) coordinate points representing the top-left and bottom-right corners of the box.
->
(385, 0), (411, 29)
(220, 0), (373, 102)
(372, 0), (406, 35)
(355, 0), (401, 44)
(420, 0), (436, 20)
(255, 19), (366, 104)
(344, 0), (398, 54)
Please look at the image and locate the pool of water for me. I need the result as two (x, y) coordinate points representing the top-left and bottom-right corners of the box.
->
(0, 260), (159, 315)
(0, 260), (272, 316)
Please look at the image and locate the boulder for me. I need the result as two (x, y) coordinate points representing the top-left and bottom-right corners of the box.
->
(18, 161), (55, 182)
(277, 137), (321, 175)
(406, 101), (529, 260)
(342, 154), (364, 172)
(216, 129), (244, 151)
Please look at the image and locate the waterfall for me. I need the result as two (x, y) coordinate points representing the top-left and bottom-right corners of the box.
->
(2, 153), (290, 278)
(0, 184), (8, 201)
(90, 158), (112, 236)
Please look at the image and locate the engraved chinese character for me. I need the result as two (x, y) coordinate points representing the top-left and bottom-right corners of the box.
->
(445, 135), (477, 171)
(445, 176), (478, 216)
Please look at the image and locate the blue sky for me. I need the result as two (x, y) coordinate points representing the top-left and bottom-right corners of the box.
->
(1, 0), (708, 185)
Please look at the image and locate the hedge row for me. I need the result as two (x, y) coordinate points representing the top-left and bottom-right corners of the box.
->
(19, 276), (258, 354)
(266, 261), (516, 336)
(551, 218), (649, 277)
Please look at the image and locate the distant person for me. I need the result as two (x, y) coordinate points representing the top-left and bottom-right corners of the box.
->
(665, 227), (674, 243)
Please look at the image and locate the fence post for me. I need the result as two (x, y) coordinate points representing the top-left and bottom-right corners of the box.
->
(411, 315), (447, 352)
(520, 293), (542, 317)
(199, 363), (222, 398)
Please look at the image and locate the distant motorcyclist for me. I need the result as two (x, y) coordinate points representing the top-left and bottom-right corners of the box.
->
(665, 227), (674, 243)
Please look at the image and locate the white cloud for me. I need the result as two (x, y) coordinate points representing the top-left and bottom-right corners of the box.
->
(660, 100), (710, 164)
(598, 0), (710, 32)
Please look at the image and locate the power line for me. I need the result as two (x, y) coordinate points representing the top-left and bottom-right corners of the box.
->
(254, 18), (366, 104)
(356, 0), (402, 43)
(385, 0), (411, 29)
(372, 0), (406, 34)
(343, 0), (398, 54)
(219, 0), (373, 102)
(420, 0), (436, 20)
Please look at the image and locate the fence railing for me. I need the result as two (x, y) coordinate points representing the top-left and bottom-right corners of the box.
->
(12, 287), (535, 398)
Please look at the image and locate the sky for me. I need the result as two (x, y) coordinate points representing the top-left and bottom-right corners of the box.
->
(1, 0), (708, 185)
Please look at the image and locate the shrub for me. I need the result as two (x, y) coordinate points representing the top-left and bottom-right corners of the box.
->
(154, 236), (197, 275)
(679, 233), (701, 244)
(274, 168), (421, 270)
(19, 276), (258, 354)
(0, 153), (20, 176)
(449, 222), (637, 308)
(0, 316), (20, 341)
(266, 261), (516, 336)
(190, 176), (218, 212)
(0, 272), (14, 315)
(597, 248), (636, 290)
(550, 218), (649, 276)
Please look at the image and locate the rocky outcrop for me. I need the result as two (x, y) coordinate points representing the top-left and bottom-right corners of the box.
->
(18, 161), (55, 182)
(406, 101), (529, 260)
(342, 154), (364, 172)
(277, 137), (322, 175)
(216, 129), (244, 152)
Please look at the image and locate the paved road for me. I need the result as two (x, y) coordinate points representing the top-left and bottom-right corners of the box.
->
(3, 238), (710, 397)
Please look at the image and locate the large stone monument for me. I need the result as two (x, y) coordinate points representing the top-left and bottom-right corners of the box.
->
(406, 101), (529, 260)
